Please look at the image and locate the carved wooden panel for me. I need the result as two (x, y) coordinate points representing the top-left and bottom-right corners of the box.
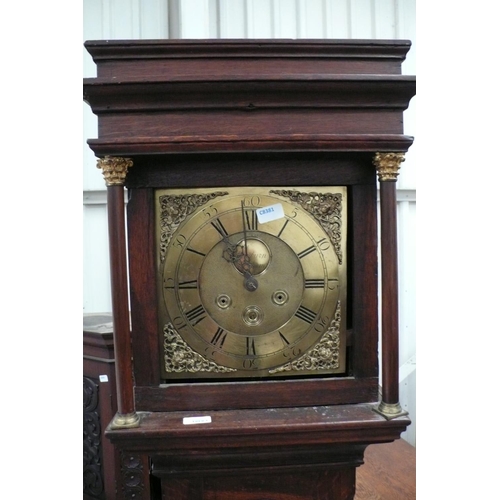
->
(83, 376), (105, 499)
(119, 452), (149, 499)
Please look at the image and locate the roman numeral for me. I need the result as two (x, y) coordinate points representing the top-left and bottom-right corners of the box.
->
(187, 247), (206, 257)
(277, 219), (289, 238)
(246, 337), (256, 356)
(178, 280), (198, 289)
(305, 279), (325, 289)
(210, 327), (227, 348)
(245, 209), (258, 230)
(279, 331), (290, 346)
(297, 245), (317, 259)
(328, 278), (339, 290)
(211, 218), (229, 238)
(185, 304), (206, 326)
(295, 305), (317, 324)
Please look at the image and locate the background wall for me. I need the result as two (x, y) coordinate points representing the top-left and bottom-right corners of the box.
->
(83, 0), (416, 445)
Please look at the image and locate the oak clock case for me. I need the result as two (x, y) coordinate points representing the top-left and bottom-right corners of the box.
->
(156, 186), (347, 380)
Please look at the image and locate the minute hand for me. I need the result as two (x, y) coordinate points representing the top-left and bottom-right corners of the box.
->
(241, 201), (249, 258)
(241, 201), (258, 292)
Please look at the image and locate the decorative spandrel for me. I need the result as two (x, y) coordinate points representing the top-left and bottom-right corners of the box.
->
(269, 300), (341, 374)
(270, 190), (344, 265)
(163, 323), (237, 373)
(158, 191), (228, 262)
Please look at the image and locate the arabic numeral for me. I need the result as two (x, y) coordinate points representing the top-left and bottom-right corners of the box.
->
(317, 237), (330, 251)
(202, 205), (218, 218)
(174, 234), (186, 248)
(243, 196), (261, 207)
(314, 316), (330, 333)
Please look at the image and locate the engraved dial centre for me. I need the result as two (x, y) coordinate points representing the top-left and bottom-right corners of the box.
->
(234, 238), (271, 276)
(199, 231), (304, 336)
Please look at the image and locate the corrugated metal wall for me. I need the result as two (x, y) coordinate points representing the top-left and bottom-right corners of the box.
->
(83, 0), (416, 445)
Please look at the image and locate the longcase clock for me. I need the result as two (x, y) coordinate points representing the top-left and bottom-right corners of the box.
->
(83, 39), (415, 500)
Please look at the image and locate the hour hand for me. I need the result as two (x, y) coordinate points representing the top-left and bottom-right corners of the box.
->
(221, 236), (239, 263)
(221, 237), (258, 291)
(238, 249), (258, 291)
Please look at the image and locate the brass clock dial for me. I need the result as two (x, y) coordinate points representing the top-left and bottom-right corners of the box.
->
(156, 187), (347, 379)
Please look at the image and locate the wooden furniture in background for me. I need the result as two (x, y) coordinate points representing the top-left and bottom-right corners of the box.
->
(83, 314), (119, 500)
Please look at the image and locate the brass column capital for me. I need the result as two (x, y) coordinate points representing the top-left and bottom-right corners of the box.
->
(373, 152), (405, 182)
(97, 156), (133, 186)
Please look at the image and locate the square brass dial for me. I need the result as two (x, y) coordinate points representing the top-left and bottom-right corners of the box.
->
(156, 187), (347, 380)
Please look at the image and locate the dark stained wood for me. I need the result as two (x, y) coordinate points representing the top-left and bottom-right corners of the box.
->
(84, 76), (414, 147)
(107, 185), (135, 416)
(355, 439), (416, 500)
(125, 152), (375, 189)
(84, 38), (412, 78)
(83, 40), (415, 159)
(118, 450), (152, 500)
(87, 134), (414, 157)
(108, 404), (409, 499)
(106, 404), (409, 453)
(160, 469), (355, 500)
(110, 404), (409, 500)
(134, 378), (379, 412)
(160, 477), (201, 500)
(349, 183), (379, 379)
(83, 75), (416, 112)
(127, 188), (160, 386)
(379, 181), (400, 405)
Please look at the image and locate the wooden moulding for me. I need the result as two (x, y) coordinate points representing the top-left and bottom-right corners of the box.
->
(86, 134), (414, 157)
(83, 39), (415, 157)
(84, 38), (412, 78)
(105, 403), (410, 470)
(83, 75), (415, 156)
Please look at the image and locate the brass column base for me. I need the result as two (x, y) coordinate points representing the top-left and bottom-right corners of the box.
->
(109, 411), (141, 429)
(373, 401), (409, 421)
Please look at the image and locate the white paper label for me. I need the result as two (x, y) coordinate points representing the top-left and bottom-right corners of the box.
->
(256, 203), (285, 224)
(99, 375), (108, 383)
(182, 416), (212, 425)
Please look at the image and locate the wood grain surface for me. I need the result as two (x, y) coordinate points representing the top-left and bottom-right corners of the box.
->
(355, 439), (416, 499)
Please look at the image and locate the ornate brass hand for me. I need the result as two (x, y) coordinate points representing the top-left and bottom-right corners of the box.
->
(217, 206), (257, 292)
(221, 236), (241, 264)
